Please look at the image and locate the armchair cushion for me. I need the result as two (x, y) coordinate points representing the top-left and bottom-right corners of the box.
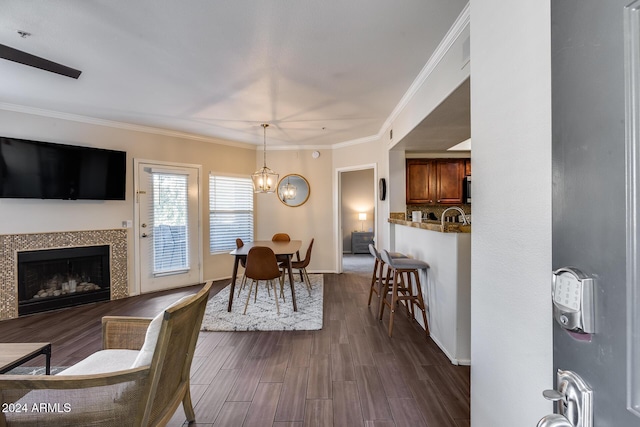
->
(130, 310), (163, 369)
(131, 295), (191, 369)
(57, 349), (139, 376)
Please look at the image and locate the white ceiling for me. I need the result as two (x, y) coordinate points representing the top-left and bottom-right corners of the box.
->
(0, 1), (467, 148)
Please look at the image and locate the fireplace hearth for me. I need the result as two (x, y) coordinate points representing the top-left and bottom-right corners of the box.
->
(18, 245), (111, 316)
(0, 229), (128, 321)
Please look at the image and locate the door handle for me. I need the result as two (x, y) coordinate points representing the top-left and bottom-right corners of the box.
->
(141, 233), (149, 238)
(542, 389), (565, 403)
(536, 370), (593, 427)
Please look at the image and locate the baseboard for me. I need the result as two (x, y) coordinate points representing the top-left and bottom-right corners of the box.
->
(428, 334), (471, 366)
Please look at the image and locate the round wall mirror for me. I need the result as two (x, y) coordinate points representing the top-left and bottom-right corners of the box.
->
(277, 174), (310, 207)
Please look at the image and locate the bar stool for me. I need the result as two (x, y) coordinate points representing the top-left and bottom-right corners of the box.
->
(379, 249), (430, 338)
(367, 244), (407, 308)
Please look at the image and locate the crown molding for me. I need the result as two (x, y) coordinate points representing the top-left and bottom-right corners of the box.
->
(331, 2), (470, 150)
(0, 102), (255, 150)
(268, 144), (328, 151)
(331, 134), (381, 149)
(378, 2), (470, 135)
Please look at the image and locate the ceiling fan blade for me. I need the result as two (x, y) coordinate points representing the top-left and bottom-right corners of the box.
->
(0, 43), (81, 79)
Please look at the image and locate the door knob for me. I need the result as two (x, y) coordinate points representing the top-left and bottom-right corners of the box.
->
(141, 233), (149, 238)
(537, 414), (572, 427)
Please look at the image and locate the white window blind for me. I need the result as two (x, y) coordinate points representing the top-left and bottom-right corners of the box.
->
(209, 175), (254, 253)
(150, 172), (189, 275)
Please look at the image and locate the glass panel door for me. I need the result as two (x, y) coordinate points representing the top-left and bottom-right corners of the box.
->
(136, 161), (201, 293)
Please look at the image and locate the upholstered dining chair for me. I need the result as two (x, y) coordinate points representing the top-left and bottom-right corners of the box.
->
(272, 233), (297, 262)
(236, 238), (248, 296)
(281, 238), (314, 296)
(271, 233), (291, 242)
(243, 246), (283, 315)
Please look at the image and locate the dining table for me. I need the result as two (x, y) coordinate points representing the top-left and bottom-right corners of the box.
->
(228, 240), (302, 312)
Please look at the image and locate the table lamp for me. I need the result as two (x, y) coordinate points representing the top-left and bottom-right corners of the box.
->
(358, 212), (367, 231)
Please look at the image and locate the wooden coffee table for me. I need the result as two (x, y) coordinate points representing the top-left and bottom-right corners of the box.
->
(0, 342), (52, 375)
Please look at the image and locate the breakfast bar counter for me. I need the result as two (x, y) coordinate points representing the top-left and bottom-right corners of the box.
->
(389, 218), (471, 365)
(388, 217), (471, 233)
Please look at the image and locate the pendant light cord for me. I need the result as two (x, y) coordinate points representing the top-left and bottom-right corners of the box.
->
(262, 123), (268, 168)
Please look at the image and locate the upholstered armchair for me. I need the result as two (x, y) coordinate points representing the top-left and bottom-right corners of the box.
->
(0, 281), (212, 427)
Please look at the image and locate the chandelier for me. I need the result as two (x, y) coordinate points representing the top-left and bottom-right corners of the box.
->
(251, 123), (279, 193)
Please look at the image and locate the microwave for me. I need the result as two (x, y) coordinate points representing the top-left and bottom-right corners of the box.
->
(464, 175), (471, 203)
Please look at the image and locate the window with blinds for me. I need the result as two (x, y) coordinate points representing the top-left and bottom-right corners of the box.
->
(150, 172), (189, 275)
(209, 175), (254, 253)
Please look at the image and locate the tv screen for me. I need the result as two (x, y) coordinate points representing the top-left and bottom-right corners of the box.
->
(0, 137), (126, 200)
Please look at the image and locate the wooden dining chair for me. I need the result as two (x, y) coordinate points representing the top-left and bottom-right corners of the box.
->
(243, 246), (283, 315)
(281, 238), (314, 296)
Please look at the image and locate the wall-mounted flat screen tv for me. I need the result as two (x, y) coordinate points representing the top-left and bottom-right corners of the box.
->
(0, 136), (126, 200)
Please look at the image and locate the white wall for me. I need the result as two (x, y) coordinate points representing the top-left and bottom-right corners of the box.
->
(253, 148), (334, 272)
(393, 224), (471, 365)
(470, 1), (552, 425)
(333, 138), (388, 257)
(0, 109), (257, 289)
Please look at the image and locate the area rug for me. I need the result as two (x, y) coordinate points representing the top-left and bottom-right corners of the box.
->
(5, 366), (68, 375)
(201, 274), (323, 331)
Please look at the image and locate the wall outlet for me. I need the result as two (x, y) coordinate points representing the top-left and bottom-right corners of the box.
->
(122, 220), (133, 228)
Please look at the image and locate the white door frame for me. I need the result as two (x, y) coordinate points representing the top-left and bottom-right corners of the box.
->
(132, 158), (203, 296)
(334, 163), (378, 273)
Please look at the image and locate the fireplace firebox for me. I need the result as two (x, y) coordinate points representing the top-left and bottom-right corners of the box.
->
(17, 245), (111, 316)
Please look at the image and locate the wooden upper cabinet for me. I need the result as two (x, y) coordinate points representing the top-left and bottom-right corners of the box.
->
(435, 159), (465, 204)
(406, 159), (435, 204)
(406, 158), (467, 205)
(464, 159), (472, 176)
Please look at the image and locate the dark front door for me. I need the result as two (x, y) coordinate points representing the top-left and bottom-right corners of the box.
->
(551, 0), (640, 425)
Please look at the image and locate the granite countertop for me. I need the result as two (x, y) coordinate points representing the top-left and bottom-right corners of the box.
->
(388, 218), (471, 233)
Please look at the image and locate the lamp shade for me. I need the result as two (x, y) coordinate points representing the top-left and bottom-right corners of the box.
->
(252, 123), (278, 193)
(358, 213), (367, 221)
(252, 166), (278, 193)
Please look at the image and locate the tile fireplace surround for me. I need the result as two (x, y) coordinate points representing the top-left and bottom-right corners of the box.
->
(0, 229), (128, 320)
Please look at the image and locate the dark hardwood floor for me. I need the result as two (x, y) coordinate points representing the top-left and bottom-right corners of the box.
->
(0, 270), (470, 427)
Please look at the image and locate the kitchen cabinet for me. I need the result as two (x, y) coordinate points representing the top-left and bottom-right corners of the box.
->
(406, 159), (435, 204)
(464, 159), (471, 176)
(406, 159), (467, 205)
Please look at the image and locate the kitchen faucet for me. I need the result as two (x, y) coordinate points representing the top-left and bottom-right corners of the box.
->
(440, 206), (469, 226)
